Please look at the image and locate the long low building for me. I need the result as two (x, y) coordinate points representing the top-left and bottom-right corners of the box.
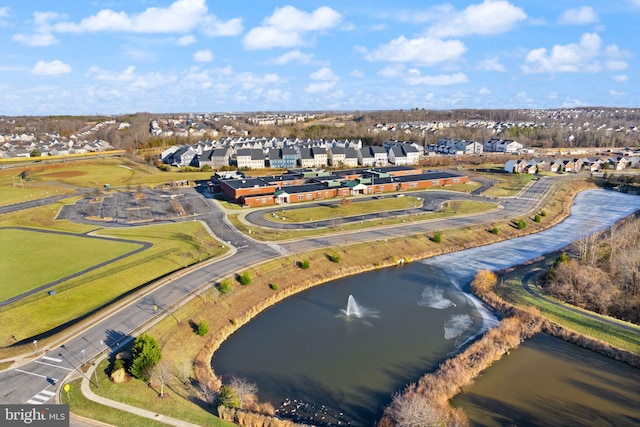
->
(216, 166), (468, 207)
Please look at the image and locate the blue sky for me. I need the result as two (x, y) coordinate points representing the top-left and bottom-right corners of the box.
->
(1, 1), (639, 115)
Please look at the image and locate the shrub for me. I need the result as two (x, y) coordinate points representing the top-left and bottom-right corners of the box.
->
(432, 231), (442, 243)
(238, 272), (252, 286)
(129, 334), (162, 381)
(471, 270), (498, 294)
(490, 227), (500, 235)
(300, 259), (310, 269)
(196, 321), (209, 336)
(517, 219), (527, 229)
(534, 214), (541, 223)
(328, 253), (341, 263)
(269, 283), (279, 290)
(218, 385), (241, 408)
(403, 255), (410, 263)
(540, 210), (547, 216)
(218, 279), (232, 294)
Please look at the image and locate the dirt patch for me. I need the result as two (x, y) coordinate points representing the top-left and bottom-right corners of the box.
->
(41, 171), (87, 178)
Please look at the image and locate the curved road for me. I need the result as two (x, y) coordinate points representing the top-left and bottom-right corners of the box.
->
(0, 175), (581, 412)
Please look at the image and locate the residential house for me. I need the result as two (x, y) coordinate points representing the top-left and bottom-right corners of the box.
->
(388, 146), (409, 165)
(236, 148), (265, 169)
(172, 146), (198, 167)
(330, 147), (346, 166)
(343, 147), (359, 167)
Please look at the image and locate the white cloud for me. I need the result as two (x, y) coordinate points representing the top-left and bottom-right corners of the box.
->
(12, 33), (59, 46)
(365, 36), (466, 66)
(479, 87), (491, 95)
(378, 65), (406, 78)
(606, 60), (628, 71)
(87, 65), (136, 82)
(609, 89), (625, 96)
(176, 35), (196, 46)
(477, 57), (506, 72)
(305, 81), (336, 93)
(32, 60), (71, 75)
(193, 50), (214, 62)
(271, 50), (314, 65)
(522, 33), (602, 73)
(426, 0), (527, 38)
(350, 69), (364, 78)
(612, 74), (628, 83)
(0, 6), (9, 17)
(310, 67), (339, 81)
(200, 17), (243, 37)
(244, 6), (342, 50)
(405, 72), (469, 86)
(558, 6), (599, 25)
(49, 0), (241, 36)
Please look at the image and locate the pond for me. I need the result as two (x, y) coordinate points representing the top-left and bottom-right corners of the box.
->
(212, 190), (640, 426)
(452, 333), (640, 427)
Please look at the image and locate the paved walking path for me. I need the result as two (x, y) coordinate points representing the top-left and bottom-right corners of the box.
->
(78, 355), (201, 427)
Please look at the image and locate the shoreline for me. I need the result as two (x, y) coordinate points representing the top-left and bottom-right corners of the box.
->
(188, 179), (593, 410)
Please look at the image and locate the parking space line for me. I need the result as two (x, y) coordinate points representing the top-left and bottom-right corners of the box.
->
(41, 356), (63, 363)
(14, 369), (58, 382)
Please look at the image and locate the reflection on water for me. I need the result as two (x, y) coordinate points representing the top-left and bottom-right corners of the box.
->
(453, 333), (640, 427)
(212, 190), (640, 426)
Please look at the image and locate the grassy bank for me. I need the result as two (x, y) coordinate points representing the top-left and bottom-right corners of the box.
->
(142, 178), (594, 421)
(495, 261), (640, 354)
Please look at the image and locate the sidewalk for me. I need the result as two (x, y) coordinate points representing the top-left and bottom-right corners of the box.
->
(77, 354), (201, 427)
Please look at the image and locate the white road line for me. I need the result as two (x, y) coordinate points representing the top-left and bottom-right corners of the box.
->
(14, 369), (58, 382)
(26, 389), (56, 405)
(41, 356), (63, 363)
(35, 360), (73, 371)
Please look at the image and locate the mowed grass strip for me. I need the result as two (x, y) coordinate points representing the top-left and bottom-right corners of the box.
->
(496, 263), (640, 354)
(89, 359), (234, 427)
(0, 228), (142, 301)
(0, 221), (226, 348)
(264, 196), (422, 223)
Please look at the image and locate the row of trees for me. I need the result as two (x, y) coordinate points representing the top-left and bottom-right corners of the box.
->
(541, 215), (640, 323)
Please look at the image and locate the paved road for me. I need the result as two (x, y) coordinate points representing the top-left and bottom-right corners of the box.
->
(0, 175), (563, 407)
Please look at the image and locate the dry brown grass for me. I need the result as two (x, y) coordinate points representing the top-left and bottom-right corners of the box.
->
(145, 178), (597, 424)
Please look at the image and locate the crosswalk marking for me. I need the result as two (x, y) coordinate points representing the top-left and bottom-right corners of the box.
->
(41, 355), (63, 363)
(26, 389), (56, 405)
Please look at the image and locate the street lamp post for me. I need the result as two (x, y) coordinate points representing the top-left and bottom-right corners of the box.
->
(33, 340), (38, 356)
(81, 349), (86, 366)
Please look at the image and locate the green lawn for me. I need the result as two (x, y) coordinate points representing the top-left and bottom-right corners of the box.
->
(85, 358), (233, 427)
(233, 200), (497, 241)
(496, 264), (640, 354)
(0, 228), (142, 301)
(63, 378), (169, 427)
(480, 172), (537, 197)
(0, 221), (227, 348)
(264, 196), (422, 223)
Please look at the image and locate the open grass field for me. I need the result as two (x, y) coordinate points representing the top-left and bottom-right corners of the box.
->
(0, 220), (227, 351)
(496, 262), (640, 354)
(85, 358), (233, 427)
(473, 167), (537, 197)
(264, 196), (422, 223)
(0, 228), (143, 301)
(0, 166), (75, 206)
(10, 157), (214, 191)
(233, 200), (498, 241)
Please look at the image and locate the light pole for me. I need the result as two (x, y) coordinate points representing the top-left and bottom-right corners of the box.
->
(33, 340), (38, 356)
(81, 349), (86, 366)
(93, 363), (99, 388)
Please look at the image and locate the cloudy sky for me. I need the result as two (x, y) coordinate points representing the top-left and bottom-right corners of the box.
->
(1, 0), (638, 115)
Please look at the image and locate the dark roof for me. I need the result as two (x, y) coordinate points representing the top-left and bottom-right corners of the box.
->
(221, 177), (272, 190)
(275, 183), (331, 194)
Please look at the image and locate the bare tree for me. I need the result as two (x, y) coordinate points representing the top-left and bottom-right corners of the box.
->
(390, 392), (443, 427)
(152, 360), (173, 397)
(175, 358), (192, 385)
(229, 376), (258, 409)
